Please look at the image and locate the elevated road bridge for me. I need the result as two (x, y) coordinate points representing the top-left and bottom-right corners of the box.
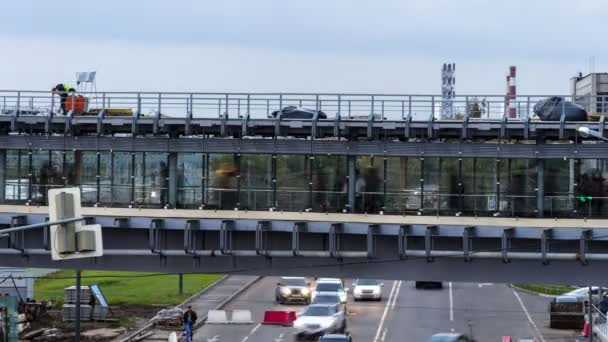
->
(1, 90), (608, 283)
(1, 206), (608, 284)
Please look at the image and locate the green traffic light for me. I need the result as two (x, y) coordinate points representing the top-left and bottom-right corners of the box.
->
(578, 195), (593, 203)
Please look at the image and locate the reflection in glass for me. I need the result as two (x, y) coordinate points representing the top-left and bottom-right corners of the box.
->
(177, 153), (203, 208)
(576, 159), (608, 217)
(311, 156), (347, 212)
(423, 158), (441, 214)
(5, 150), (30, 202)
(462, 158), (496, 215)
(276, 155), (308, 211)
(112, 152), (132, 206)
(78, 151), (99, 205)
(544, 159), (573, 217)
(385, 157), (420, 213)
(134, 152), (168, 207)
(208, 154), (239, 210)
(240, 154), (272, 210)
(499, 159), (538, 217)
(356, 157), (384, 213)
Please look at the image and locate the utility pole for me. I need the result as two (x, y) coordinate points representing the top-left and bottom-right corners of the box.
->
(179, 274), (183, 296)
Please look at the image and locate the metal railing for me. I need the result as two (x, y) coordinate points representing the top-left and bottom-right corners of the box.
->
(590, 304), (608, 338)
(1, 90), (607, 120)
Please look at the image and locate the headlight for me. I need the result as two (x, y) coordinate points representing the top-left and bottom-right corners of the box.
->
(340, 292), (347, 302)
(354, 288), (362, 295)
(280, 287), (292, 296)
(301, 288), (310, 296)
(373, 287), (381, 294)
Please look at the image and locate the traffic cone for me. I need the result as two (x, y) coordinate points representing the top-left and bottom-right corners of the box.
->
(582, 320), (590, 338)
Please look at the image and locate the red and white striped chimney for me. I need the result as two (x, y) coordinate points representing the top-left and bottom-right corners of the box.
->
(507, 66), (517, 118)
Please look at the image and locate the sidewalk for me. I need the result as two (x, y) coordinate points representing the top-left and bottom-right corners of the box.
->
(121, 275), (260, 342)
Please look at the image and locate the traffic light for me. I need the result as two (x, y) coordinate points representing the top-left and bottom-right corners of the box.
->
(578, 195), (593, 203)
(48, 188), (103, 260)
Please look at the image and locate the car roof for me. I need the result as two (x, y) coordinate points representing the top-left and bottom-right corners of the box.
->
(317, 278), (342, 283)
(308, 303), (337, 308)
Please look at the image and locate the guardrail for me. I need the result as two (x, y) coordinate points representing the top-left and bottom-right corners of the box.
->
(590, 304), (608, 340)
(1, 90), (606, 120)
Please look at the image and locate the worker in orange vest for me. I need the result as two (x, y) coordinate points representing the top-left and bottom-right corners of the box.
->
(51, 84), (76, 115)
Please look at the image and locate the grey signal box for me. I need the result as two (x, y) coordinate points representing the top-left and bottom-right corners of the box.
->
(54, 192), (77, 254)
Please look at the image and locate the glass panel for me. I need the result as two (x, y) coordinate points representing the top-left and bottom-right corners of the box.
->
(30, 150), (50, 204)
(177, 153), (203, 208)
(5, 150), (30, 202)
(111, 152), (132, 206)
(423, 157), (441, 214)
(439, 158), (461, 215)
(576, 159), (608, 217)
(78, 151), (99, 205)
(276, 155), (308, 211)
(134, 152), (168, 207)
(240, 154), (273, 210)
(356, 156), (384, 213)
(207, 154), (239, 210)
(385, 157), (420, 213)
(498, 159), (538, 217)
(462, 158), (496, 216)
(544, 159), (573, 217)
(312, 155), (347, 212)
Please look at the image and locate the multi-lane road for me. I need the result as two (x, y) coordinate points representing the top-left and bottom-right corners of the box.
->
(194, 277), (580, 342)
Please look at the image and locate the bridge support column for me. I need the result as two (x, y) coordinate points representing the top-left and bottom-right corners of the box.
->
(168, 152), (177, 208)
(347, 156), (356, 212)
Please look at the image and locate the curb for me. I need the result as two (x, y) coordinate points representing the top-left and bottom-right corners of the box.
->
(510, 284), (558, 298)
(194, 276), (262, 331)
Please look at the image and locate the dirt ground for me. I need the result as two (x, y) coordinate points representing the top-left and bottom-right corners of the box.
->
(21, 304), (164, 341)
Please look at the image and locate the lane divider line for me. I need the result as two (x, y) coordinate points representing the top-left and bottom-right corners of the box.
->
(511, 288), (546, 342)
(240, 323), (261, 342)
(373, 280), (398, 342)
(449, 282), (454, 322)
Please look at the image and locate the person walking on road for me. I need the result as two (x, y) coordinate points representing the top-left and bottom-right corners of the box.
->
(183, 305), (198, 342)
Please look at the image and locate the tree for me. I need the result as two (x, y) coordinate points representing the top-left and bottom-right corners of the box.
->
(468, 97), (482, 118)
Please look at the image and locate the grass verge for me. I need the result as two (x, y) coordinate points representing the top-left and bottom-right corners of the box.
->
(513, 283), (577, 296)
(34, 270), (222, 306)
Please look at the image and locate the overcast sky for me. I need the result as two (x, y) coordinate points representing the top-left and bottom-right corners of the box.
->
(0, 0), (604, 94)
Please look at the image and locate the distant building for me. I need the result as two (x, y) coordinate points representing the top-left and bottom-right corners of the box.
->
(570, 72), (608, 114)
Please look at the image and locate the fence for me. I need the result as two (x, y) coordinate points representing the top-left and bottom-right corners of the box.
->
(1, 90), (607, 121)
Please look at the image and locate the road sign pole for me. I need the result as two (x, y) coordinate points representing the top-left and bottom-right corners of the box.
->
(179, 273), (183, 295)
(75, 269), (81, 342)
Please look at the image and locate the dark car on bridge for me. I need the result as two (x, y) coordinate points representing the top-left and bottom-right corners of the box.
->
(271, 106), (327, 119)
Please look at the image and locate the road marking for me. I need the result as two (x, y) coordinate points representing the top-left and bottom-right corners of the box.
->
(373, 280), (398, 342)
(381, 328), (387, 342)
(511, 288), (546, 342)
(449, 282), (454, 322)
(240, 323), (261, 342)
(478, 283), (494, 288)
(274, 332), (285, 342)
(207, 335), (220, 342)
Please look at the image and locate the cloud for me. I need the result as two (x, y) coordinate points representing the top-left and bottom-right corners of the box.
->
(0, 0), (605, 93)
